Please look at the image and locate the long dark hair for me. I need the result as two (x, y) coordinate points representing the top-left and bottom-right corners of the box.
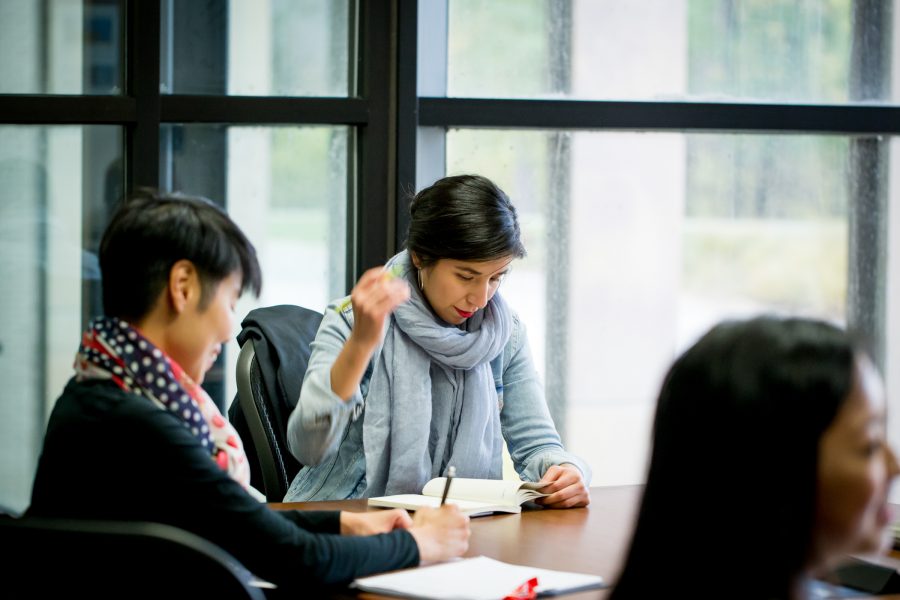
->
(406, 174), (526, 266)
(610, 316), (857, 599)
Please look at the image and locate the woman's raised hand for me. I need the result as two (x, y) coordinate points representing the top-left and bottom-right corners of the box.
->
(331, 267), (409, 401)
(348, 267), (410, 351)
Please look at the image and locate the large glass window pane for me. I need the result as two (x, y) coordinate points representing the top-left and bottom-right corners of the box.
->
(447, 0), (891, 103)
(0, 125), (123, 513)
(0, 0), (124, 94)
(161, 124), (349, 405)
(162, 0), (350, 96)
(446, 129), (880, 487)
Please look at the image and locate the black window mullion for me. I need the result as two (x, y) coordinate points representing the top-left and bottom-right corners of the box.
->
(354, 0), (396, 278)
(0, 96), (135, 124)
(126, 0), (161, 190)
(410, 0), (448, 194)
(419, 98), (900, 135)
(159, 96), (369, 124)
(395, 0), (418, 251)
(345, 0), (361, 293)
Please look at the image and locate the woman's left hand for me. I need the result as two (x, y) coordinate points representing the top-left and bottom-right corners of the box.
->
(535, 464), (590, 509)
(340, 509), (414, 536)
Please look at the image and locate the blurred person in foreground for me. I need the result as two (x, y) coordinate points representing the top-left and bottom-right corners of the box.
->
(611, 316), (899, 599)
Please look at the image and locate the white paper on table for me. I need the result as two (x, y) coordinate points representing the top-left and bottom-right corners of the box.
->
(352, 555), (604, 599)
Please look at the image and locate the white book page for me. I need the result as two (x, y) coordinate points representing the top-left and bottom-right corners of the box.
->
(368, 494), (501, 514)
(422, 477), (548, 506)
(353, 556), (603, 600)
(516, 481), (551, 503)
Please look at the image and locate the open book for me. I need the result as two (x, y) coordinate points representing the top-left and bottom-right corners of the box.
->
(367, 477), (549, 517)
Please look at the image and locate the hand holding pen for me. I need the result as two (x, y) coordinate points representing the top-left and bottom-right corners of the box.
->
(343, 265), (409, 352)
(410, 465), (470, 562)
(335, 263), (406, 314)
(329, 264), (410, 402)
(440, 466), (456, 506)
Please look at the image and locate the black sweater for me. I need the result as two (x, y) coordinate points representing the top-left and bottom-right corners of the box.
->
(28, 378), (419, 588)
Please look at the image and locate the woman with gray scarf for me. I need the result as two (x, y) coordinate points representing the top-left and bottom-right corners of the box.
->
(284, 175), (591, 508)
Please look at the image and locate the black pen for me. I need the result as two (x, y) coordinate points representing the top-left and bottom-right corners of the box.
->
(440, 466), (456, 506)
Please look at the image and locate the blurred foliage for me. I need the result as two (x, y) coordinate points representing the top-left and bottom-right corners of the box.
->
(446, 0), (856, 319)
(684, 1), (853, 318)
(270, 127), (347, 209)
(271, 0), (348, 96)
(682, 219), (847, 316)
(686, 0), (852, 220)
(688, 0), (852, 102)
(266, 208), (328, 239)
(447, 1), (560, 271)
(686, 134), (848, 218)
(447, 129), (551, 214)
(448, 0), (552, 97)
(268, 2), (348, 210)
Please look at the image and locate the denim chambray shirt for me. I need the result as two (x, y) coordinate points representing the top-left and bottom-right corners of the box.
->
(283, 301), (592, 502)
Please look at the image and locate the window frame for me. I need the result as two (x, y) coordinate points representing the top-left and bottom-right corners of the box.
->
(0, 0), (398, 293)
(395, 1), (899, 371)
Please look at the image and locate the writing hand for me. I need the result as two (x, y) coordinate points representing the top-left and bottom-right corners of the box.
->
(408, 504), (470, 563)
(340, 508), (414, 536)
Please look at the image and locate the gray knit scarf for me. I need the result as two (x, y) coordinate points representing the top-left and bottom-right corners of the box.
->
(363, 250), (513, 496)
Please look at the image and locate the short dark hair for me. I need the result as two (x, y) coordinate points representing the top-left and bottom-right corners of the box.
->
(99, 189), (262, 321)
(406, 174), (526, 267)
(610, 316), (858, 599)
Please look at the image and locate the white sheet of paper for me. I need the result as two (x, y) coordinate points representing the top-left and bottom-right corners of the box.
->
(353, 555), (604, 600)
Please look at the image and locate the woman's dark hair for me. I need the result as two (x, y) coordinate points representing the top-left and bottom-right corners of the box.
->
(610, 316), (859, 599)
(99, 189), (262, 321)
(406, 174), (526, 267)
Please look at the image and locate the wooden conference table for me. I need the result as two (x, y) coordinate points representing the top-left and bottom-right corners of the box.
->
(272, 485), (630, 599)
(271, 486), (900, 599)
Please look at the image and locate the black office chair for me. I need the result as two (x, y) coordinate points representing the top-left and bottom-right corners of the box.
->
(1, 517), (267, 598)
(236, 339), (295, 502)
(823, 556), (900, 595)
(231, 305), (324, 501)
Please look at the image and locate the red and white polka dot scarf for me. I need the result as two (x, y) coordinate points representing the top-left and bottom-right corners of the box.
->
(75, 317), (251, 489)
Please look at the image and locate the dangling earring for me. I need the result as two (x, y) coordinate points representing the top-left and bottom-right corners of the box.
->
(417, 269), (424, 291)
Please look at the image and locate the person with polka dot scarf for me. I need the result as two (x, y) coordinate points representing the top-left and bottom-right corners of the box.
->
(74, 316), (253, 489)
(27, 190), (470, 591)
